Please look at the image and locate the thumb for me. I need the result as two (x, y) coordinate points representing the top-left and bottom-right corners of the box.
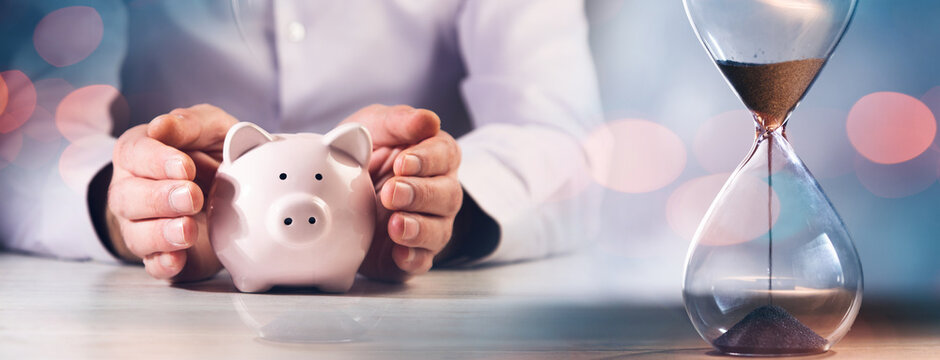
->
(342, 105), (440, 148)
(147, 104), (238, 151)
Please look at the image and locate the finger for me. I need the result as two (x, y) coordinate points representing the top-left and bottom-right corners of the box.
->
(188, 150), (222, 191)
(147, 104), (238, 150)
(370, 147), (401, 181)
(171, 216), (223, 283)
(114, 125), (195, 180)
(388, 211), (452, 253)
(392, 245), (434, 275)
(143, 251), (187, 280)
(109, 178), (203, 220)
(343, 104), (440, 147)
(380, 176), (462, 216)
(394, 133), (460, 177)
(119, 216), (197, 258)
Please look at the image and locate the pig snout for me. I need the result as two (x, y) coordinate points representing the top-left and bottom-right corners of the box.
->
(267, 193), (330, 243)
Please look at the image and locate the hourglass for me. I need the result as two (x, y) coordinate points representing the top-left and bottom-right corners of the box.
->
(681, 0), (862, 356)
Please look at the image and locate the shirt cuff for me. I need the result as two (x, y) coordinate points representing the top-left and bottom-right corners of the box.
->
(457, 134), (546, 265)
(38, 134), (117, 262)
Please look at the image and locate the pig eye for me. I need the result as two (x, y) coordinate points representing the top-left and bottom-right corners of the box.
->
(315, 173), (323, 181)
(308, 217), (316, 224)
(279, 173), (287, 180)
(284, 217), (293, 225)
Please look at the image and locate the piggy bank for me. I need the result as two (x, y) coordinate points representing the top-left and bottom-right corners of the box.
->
(207, 122), (376, 293)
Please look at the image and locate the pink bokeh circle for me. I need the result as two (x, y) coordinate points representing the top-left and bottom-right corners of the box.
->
(0, 130), (24, 170)
(58, 134), (112, 193)
(666, 172), (780, 245)
(921, 86), (940, 155)
(854, 149), (938, 199)
(55, 85), (127, 142)
(585, 119), (687, 193)
(23, 106), (61, 143)
(34, 78), (75, 114)
(0, 74), (8, 115)
(33, 6), (104, 68)
(847, 92), (936, 165)
(0, 70), (37, 134)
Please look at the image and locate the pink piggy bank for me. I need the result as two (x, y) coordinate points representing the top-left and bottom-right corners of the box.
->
(207, 122), (376, 293)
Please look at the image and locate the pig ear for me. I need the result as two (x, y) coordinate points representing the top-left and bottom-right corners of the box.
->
(323, 123), (372, 167)
(223, 122), (274, 164)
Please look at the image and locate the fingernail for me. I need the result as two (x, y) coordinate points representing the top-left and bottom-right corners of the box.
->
(159, 253), (175, 268)
(169, 186), (194, 213)
(401, 215), (419, 241)
(399, 154), (421, 175)
(391, 181), (414, 208)
(165, 158), (186, 179)
(163, 218), (188, 247)
(404, 247), (416, 264)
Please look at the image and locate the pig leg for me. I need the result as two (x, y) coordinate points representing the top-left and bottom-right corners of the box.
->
(316, 274), (356, 293)
(232, 276), (272, 293)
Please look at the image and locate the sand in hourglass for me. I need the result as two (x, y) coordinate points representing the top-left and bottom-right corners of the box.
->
(717, 59), (825, 131)
(712, 58), (828, 355)
(713, 305), (827, 355)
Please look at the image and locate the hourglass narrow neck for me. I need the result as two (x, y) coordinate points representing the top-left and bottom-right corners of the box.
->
(755, 115), (787, 140)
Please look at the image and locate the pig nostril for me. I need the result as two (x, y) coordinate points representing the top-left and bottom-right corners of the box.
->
(308, 217), (316, 224)
(284, 217), (293, 225)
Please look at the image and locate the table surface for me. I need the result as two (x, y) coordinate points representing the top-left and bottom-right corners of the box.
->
(1, 252), (938, 359)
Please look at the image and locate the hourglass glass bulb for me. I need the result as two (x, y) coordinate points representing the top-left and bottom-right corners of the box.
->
(683, 130), (862, 355)
(681, 0), (862, 356)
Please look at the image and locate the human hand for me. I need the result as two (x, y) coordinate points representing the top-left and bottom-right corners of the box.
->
(107, 104), (236, 282)
(344, 105), (463, 282)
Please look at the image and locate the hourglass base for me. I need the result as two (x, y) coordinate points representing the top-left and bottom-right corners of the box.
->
(719, 349), (827, 358)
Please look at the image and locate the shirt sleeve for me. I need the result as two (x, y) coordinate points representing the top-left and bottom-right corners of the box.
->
(455, 0), (604, 264)
(0, 134), (117, 262)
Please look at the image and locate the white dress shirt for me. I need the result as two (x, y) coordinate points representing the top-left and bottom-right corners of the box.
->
(0, 0), (602, 265)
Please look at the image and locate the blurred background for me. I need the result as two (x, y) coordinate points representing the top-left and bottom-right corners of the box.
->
(586, 0), (939, 302)
(0, 0), (937, 303)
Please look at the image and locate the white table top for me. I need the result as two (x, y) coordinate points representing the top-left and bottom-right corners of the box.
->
(1, 251), (937, 359)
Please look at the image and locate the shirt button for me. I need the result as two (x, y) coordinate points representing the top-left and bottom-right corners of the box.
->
(287, 21), (306, 42)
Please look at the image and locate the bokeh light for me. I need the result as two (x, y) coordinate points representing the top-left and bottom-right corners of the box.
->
(34, 78), (75, 114)
(58, 134), (111, 193)
(55, 85), (126, 142)
(921, 86), (940, 153)
(585, 119), (687, 193)
(847, 92), (936, 164)
(0, 70), (37, 134)
(854, 150), (939, 199)
(922, 86), (940, 117)
(23, 106), (61, 143)
(787, 108), (855, 178)
(33, 6), (104, 68)
(0, 74), (8, 115)
(15, 107), (63, 170)
(693, 109), (754, 173)
(0, 131), (24, 170)
(666, 173), (729, 241)
(23, 78), (75, 143)
(666, 173), (780, 245)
